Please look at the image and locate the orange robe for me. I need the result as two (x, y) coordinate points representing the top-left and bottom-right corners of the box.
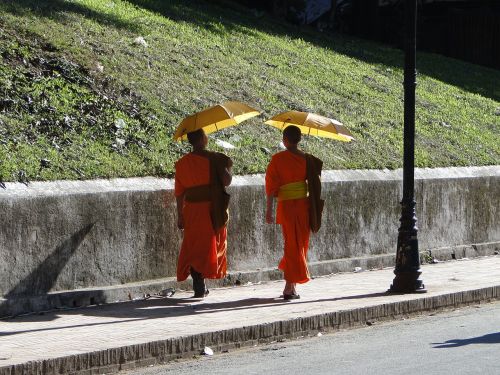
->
(174, 153), (227, 281)
(266, 150), (310, 284)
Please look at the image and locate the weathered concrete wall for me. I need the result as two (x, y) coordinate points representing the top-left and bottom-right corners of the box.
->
(0, 166), (498, 302)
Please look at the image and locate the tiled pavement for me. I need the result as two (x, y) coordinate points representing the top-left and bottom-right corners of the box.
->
(1, 256), (499, 373)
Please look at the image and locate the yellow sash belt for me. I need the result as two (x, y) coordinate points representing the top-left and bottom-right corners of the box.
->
(277, 181), (308, 202)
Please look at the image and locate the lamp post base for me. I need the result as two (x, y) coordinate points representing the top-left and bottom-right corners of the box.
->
(389, 271), (426, 293)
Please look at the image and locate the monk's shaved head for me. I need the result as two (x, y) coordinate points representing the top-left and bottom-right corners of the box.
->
(187, 129), (206, 146)
(283, 125), (301, 145)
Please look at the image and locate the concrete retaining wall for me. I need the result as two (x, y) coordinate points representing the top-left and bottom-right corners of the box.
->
(0, 166), (498, 314)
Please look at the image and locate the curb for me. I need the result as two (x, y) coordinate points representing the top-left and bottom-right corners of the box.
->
(1, 285), (499, 375)
(2, 241), (498, 319)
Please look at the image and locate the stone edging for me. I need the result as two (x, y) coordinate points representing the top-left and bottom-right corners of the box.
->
(1, 285), (499, 375)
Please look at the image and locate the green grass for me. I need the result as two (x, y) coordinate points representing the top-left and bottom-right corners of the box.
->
(0, 0), (498, 182)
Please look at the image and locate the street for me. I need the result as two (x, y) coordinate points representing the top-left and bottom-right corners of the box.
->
(125, 301), (500, 375)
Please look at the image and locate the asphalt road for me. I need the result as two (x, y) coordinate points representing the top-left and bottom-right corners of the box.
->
(125, 301), (500, 375)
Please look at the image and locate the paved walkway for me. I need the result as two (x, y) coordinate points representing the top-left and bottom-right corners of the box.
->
(1, 256), (499, 373)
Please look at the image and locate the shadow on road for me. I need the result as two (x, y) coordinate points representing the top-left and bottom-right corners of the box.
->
(432, 332), (500, 348)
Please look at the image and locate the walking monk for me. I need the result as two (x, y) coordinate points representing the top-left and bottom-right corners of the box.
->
(174, 129), (233, 298)
(265, 125), (323, 299)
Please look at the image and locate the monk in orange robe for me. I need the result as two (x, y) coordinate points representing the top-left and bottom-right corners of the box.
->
(265, 125), (323, 300)
(175, 129), (232, 298)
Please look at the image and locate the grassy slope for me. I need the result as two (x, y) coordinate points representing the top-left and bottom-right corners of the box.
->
(0, 0), (498, 182)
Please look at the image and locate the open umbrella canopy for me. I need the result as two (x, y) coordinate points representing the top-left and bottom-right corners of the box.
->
(265, 111), (354, 142)
(174, 101), (260, 141)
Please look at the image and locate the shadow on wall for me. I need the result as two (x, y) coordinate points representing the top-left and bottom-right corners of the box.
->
(2, 223), (95, 300)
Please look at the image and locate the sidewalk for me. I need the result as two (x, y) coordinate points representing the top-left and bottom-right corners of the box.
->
(1, 256), (499, 375)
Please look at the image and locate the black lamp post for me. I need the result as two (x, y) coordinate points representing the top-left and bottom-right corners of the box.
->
(389, 0), (426, 293)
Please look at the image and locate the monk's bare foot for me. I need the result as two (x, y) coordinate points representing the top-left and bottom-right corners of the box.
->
(283, 281), (293, 295)
(283, 281), (300, 300)
(283, 281), (300, 299)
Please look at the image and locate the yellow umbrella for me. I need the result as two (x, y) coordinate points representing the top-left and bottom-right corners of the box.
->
(174, 101), (260, 141)
(265, 110), (354, 142)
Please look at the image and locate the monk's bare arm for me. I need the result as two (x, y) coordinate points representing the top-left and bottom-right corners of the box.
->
(221, 158), (233, 187)
(265, 158), (278, 224)
(176, 194), (185, 230)
(266, 195), (274, 224)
